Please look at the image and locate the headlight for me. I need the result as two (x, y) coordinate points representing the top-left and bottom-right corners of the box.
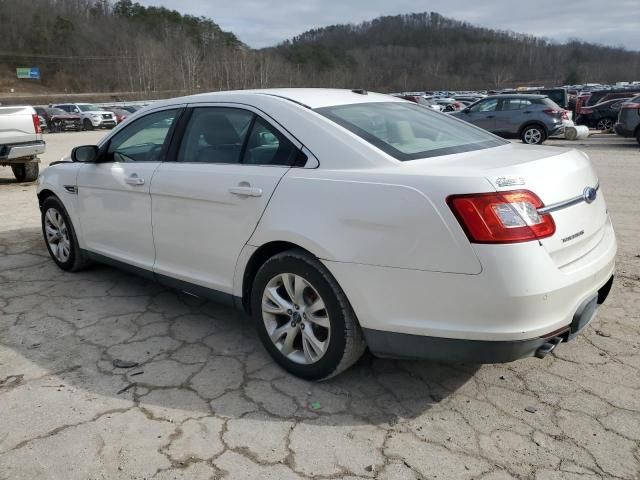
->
(91, 114), (101, 119)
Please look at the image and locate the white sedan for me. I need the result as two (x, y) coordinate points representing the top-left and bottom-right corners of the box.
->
(37, 89), (616, 379)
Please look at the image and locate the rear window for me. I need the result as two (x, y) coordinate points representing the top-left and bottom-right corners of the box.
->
(316, 102), (506, 161)
(536, 98), (562, 109)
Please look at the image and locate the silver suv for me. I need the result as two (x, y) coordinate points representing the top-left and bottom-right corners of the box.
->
(51, 103), (117, 131)
(452, 94), (569, 145)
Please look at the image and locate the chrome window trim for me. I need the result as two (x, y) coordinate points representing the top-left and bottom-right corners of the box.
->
(537, 183), (600, 215)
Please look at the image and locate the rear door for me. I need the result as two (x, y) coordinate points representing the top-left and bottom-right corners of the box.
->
(150, 104), (303, 294)
(494, 98), (534, 135)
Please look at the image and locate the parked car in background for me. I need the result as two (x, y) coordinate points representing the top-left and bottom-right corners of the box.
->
(35, 107), (82, 132)
(0, 105), (44, 181)
(104, 107), (131, 124)
(578, 88), (640, 113)
(51, 103), (117, 131)
(576, 98), (632, 131)
(452, 94), (569, 144)
(36, 88), (615, 379)
(614, 95), (640, 144)
(394, 94), (443, 111)
(435, 98), (465, 112)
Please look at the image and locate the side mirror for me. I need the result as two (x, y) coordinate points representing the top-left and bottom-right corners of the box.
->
(71, 145), (99, 163)
(463, 107), (471, 114)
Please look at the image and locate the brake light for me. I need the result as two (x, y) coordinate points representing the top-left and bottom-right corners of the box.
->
(32, 113), (42, 134)
(579, 107), (593, 115)
(543, 108), (563, 116)
(447, 190), (556, 244)
(621, 102), (640, 109)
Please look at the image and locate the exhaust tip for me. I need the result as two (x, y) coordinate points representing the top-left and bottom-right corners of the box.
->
(535, 336), (563, 359)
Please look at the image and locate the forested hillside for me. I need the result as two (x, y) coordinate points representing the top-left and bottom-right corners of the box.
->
(1, 1), (639, 96)
(272, 13), (640, 90)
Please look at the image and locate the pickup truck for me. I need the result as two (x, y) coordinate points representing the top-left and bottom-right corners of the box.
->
(0, 105), (45, 182)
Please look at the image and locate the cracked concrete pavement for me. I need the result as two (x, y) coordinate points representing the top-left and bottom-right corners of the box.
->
(0, 131), (639, 479)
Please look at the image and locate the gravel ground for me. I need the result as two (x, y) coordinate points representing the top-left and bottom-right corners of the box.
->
(0, 130), (639, 479)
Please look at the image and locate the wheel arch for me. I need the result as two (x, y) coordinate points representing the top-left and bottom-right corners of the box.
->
(518, 121), (548, 137)
(240, 240), (318, 314)
(37, 188), (58, 209)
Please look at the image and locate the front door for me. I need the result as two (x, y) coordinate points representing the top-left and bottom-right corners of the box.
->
(76, 107), (181, 270)
(150, 105), (301, 293)
(462, 98), (499, 131)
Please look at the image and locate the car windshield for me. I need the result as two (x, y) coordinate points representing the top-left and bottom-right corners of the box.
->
(316, 102), (506, 161)
(78, 104), (101, 112)
(48, 108), (67, 115)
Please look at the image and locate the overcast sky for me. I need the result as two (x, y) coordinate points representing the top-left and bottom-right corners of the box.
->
(137, 0), (640, 50)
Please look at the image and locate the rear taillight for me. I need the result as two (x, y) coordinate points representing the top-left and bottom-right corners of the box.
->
(621, 102), (640, 109)
(579, 107), (593, 115)
(447, 190), (556, 244)
(543, 108), (563, 117)
(32, 113), (42, 134)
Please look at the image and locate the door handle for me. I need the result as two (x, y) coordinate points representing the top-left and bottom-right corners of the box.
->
(523, 111), (532, 114)
(229, 185), (263, 197)
(125, 174), (145, 186)
(487, 115), (495, 118)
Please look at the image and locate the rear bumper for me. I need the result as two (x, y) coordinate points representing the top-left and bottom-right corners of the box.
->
(0, 140), (45, 161)
(362, 276), (613, 362)
(323, 214), (616, 346)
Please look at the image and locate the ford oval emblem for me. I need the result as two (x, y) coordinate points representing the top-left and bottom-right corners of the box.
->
(583, 187), (597, 204)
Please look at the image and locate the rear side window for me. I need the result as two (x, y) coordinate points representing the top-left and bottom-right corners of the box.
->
(536, 98), (562, 109)
(501, 99), (532, 111)
(179, 108), (252, 164)
(178, 107), (298, 166)
(316, 102), (506, 161)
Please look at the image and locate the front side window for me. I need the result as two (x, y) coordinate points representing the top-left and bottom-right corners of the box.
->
(469, 98), (498, 113)
(178, 107), (297, 166)
(316, 102), (506, 161)
(107, 109), (178, 163)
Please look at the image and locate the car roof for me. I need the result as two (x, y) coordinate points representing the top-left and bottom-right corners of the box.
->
(165, 88), (404, 109)
(488, 94), (546, 99)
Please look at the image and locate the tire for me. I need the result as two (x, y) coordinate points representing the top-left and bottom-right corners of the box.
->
(596, 118), (615, 132)
(251, 250), (366, 380)
(11, 162), (39, 182)
(83, 119), (94, 131)
(521, 124), (546, 145)
(636, 129), (640, 146)
(41, 196), (91, 272)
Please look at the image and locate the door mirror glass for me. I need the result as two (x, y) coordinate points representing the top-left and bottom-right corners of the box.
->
(463, 107), (471, 114)
(72, 145), (99, 163)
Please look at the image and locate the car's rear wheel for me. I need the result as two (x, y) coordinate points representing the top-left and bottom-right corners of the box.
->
(11, 162), (39, 182)
(251, 250), (366, 380)
(596, 118), (614, 132)
(41, 196), (90, 271)
(521, 125), (546, 145)
(83, 119), (94, 131)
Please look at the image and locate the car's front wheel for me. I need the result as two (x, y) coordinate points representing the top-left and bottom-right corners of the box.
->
(83, 119), (94, 131)
(521, 125), (546, 145)
(41, 196), (90, 271)
(252, 250), (366, 380)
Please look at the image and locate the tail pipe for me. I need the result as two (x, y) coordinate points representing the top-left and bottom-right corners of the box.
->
(535, 336), (563, 359)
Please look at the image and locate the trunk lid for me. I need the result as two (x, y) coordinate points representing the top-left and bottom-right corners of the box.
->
(405, 143), (607, 269)
(482, 145), (606, 268)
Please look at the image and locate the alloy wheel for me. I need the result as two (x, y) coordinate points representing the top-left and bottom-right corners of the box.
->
(44, 208), (71, 263)
(523, 128), (543, 144)
(261, 273), (331, 365)
(597, 118), (613, 132)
